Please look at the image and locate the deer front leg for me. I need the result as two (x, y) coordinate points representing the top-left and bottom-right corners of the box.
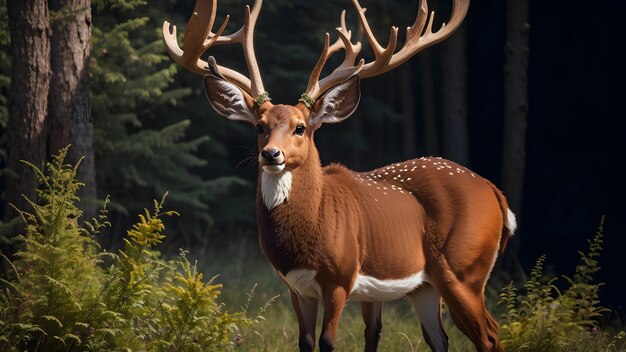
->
(290, 290), (318, 352)
(319, 284), (348, 352)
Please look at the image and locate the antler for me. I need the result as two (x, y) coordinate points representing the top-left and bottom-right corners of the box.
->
(302, 11), (364, 105)
(162, 0), (269, 102)
(302, 0), (470, 104)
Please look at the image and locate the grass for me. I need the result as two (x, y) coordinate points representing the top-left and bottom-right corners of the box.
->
(196, 234), (481, 352)
(194, 226), (626, 352)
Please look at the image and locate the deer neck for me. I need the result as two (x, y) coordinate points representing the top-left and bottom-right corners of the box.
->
(259, 143), (323, 220)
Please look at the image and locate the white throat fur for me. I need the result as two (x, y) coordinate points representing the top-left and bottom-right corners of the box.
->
(261, 171), (292, 210)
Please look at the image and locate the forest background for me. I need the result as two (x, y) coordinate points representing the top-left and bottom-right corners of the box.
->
(1, 0), (625, 343)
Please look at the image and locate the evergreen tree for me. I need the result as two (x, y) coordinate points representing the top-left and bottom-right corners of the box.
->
(91, 0), (248, 248)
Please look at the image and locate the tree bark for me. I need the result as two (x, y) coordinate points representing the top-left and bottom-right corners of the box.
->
(4, 0), (51, 221)
(501, 0), (529, 266)
(441, 24), (469, 165)
(48, 0), (95, 218)
(502, 0), (529, 216)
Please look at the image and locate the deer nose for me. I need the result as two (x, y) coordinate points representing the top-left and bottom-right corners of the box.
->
(261, 148), (281, 161)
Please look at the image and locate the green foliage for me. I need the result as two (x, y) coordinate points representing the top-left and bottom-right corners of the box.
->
(498, 219), (626, 351)
(0, 147), (261, 351)
(91, 1), (249, 242)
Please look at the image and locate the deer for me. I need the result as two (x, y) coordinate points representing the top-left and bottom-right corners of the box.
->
(163, 0), (516, 351)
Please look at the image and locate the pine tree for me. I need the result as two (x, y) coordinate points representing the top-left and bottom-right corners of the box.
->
(91, 0), (248, 247)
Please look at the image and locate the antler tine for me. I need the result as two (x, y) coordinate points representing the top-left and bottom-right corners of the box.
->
(302, 0), (469, 102)
(162, 0), (217, 75)
(302, 10), (363, 104)
(162, 0), (268, 101)
(352, 0), (399, 72)
(406, 0), (429, 43)
(304, 33), (333, 102)
(334, 11), (363, 71)
(209, 0), (266, 98)
(358, 0), (470, 78)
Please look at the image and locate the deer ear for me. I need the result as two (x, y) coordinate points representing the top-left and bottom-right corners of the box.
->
(310, 75), (361, 126)
(204, 74), (257, 125)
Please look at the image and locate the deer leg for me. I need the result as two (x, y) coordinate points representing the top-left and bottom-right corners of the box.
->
(484, 307), (503, 352)
(360, 301), (383, 352)
(437, 285), (495, 352)
(290, 290), (318, 352)
(319, 285), (348, 352)
(407, 284), (449, 352)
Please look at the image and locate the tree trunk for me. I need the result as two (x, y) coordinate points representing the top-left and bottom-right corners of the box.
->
(419, 52), (439, 156)
(441, 24), (469, 165)
(502, 0), (529, 217)
(48, 0), (95, 219)
(401, 64), (417, 159)
(4, 0), (51, 221)
(502, 0), (529, 264)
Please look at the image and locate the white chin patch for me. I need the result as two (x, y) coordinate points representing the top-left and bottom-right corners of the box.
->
(262, 163), (285, 174)
(261, 170), (292, 210)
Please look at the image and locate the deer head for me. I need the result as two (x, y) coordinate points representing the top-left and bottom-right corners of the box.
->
(162, 0), (469, 176)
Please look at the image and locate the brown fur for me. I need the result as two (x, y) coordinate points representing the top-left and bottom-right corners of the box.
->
(251, 103), (508, 352)
(169, 0), (478, 349)
(199, 78), (509, 351)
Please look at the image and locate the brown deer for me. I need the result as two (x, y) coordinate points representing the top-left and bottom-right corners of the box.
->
(163, 0), (515, 351)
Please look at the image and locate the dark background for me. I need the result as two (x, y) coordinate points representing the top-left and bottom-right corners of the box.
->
(226, 0), (625, 312)
(2, 0), (625, 321)
(175, 0), (626, 312)
(470, 0), (626, 312)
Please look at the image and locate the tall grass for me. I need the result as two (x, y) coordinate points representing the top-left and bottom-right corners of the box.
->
(0, 147), (262, 351)
(497, 219), (626, 352)
(1, 147), (623, 351)
(200, 225), (625, 352)
(199, 237), (477, 352)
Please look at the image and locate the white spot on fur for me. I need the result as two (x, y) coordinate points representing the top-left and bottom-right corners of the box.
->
(349, 271), (428, 301)
(261, 171), (292, 210)
(506, 208), (517, 235)
(282, 269), (322, 300)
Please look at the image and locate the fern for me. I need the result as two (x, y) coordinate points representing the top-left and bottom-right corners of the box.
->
(0, 147), (105, 351)
(0, 148), (266, 351)
(498, 218), (625, 352)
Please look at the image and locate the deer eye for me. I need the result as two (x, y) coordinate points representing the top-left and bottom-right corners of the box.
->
(256, 123), (265, 135)
(294, 124), (305, 136)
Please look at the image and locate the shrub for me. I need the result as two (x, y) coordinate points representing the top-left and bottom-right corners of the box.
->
(0, 147), (260, 351)
(498, 218), (626, 352)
